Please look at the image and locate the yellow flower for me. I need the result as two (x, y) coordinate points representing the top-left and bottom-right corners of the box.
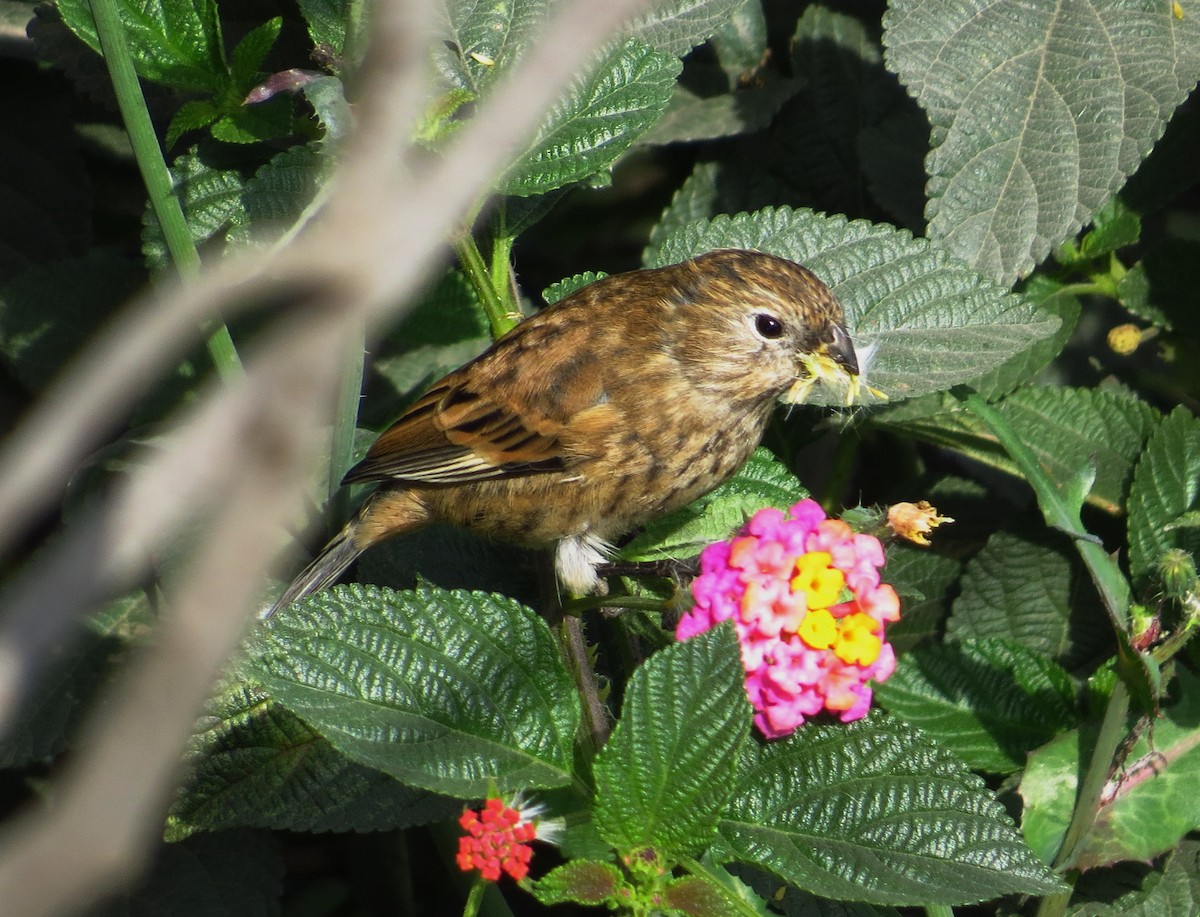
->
(798, 608), (838, 649)
(834, 613), (883, 666)
(791, 552), (844, 609)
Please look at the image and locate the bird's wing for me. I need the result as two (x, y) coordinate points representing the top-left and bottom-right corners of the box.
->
(342, 316), (618, 487)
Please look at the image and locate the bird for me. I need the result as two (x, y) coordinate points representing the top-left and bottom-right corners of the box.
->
(265, 248), (862, 617)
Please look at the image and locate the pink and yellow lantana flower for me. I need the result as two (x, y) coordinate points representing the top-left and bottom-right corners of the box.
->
(677, 499), (900, 739)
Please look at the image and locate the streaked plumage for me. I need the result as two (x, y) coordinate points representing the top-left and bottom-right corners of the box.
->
(266, 249), (860, 616)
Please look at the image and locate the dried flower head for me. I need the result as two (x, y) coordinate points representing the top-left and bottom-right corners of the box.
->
(887, 500), (954, 546)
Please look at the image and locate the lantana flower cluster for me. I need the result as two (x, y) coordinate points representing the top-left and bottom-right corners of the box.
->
(456, 797), (538, 881)
(677, 499), (900, 739)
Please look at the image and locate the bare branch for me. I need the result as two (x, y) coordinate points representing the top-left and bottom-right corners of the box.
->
(0, 0), (654, 912)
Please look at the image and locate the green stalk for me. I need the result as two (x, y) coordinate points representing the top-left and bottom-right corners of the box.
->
(958, 391), (1130, 627)
(562, 594), (669, 616)
(961, 389), (1140, 914)
(1034, 681), (1131, 917)
(429, 821), (517, 917)
(489, 233), (518, 316)
(455, 235), (521, 339)
(819, 427), (861, 514)
(924, 905), (954, 917)
(89, 0), (242, 382)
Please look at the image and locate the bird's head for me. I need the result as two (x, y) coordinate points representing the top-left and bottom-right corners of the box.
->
(668, 249), (872, 407)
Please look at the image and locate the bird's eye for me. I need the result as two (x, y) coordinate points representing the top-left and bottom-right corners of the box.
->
(754, 313), (784, 339)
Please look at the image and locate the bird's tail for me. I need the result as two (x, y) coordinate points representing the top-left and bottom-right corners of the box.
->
(263, 521), (363, 619)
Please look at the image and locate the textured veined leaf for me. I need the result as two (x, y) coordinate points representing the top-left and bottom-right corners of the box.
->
(721, 713), (1066, 904)
(250, 585), (580, 796)
(501, 40), (680, 196)
(595, 626), (751, 858)
(885, 0), (1200, 283)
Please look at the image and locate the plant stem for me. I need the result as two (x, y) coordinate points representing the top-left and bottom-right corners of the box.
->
(963, 388), (1140, 917)
(489, 233), (516, 310)
(924, 905), (954, 917)
(1060, 681), (1131, 868)
(89, 0), (242, 383)
(560, 615), (610, 753)
(562, 594), (669, 616)
(429, 821), (516, 917)
(463, 879), (486, 917)
(1035, 680), (1132, 917)
(455, 235), (521, 340)
(958, 391), (1131, 628)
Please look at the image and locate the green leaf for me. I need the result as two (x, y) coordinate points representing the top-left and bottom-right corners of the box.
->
(356, 525), (538, 601)
(648, 207), (1060, 405)
(1079, 196), (1142, 260)
(229, 143), (329, 245)
(229, 17), (282, 89)
(0, 591), (152, 769)
(948, 530), (1111, 667)
(211, 96), (296, 144)
(620, 447), (806, 563)
(1119, 239), (1200, 335)
(857, 98), (931, 234)
(637, 80), (801, 146)
(1022, 667), (1200, 870)
(96, 831), (281, 917)
(543, 271), (608, 305)
(0, 252), (143, 392)
(1127, 406), (1200, 587)
(878, 386), (1160, 514)
(1121, 95), (1200, 215)
(165, 99), (220, 149)
(362, 269), (491, 425)
(735, 864), (902, 916)
(662, 873), (757, 916)
(302, 75), (352, 142)
(627, 0), (752, 57)
(502, 39), (680, 196)
(720, 713), (1065, 904)
(768, 5), (914, 219)
(865, 272), (1080, 415)
(530, 860), (627, 907)
(167, 682), (456, 840)
(875, 638), (1078, 774)
(56, 0), (226, 92)
(142, 145), (255, 271)
(709, 0), (769, 84)
(1070, 838), (1200, 916)
(884, 0), (1200, 284)
(881, 544), (961, 653)
(250, 584), (580, 796)
(436, 0), (546, 93)
(296, 0), (349, 55)
(595, 625), (751, 858)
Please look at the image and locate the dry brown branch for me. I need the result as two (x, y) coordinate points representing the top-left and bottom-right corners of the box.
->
(0, 0), (652, 912)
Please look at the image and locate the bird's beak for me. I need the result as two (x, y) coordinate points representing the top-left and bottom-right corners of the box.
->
(782, 323), (874, 406)
(823, 323), (860, 377)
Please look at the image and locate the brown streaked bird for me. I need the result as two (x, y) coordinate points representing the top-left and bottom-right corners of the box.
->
(266, 249), (861, 616)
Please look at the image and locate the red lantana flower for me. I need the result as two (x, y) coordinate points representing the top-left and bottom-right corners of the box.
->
(456, 796), (556, 882)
